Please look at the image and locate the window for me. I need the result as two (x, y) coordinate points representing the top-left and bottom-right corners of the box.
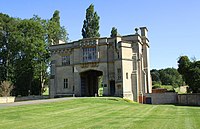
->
(117, 68), (122, 80)
(126, 73), (128, 79)
(64, 78), (68, 88)
(62, 56), (70, 65)
(83, 47), (97, 62)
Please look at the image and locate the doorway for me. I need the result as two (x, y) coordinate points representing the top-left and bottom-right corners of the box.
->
(110, 80), (115, 96)
(80, 70), (103, 97)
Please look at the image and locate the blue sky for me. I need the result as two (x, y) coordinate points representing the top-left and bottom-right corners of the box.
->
(1, 0), (200, 69)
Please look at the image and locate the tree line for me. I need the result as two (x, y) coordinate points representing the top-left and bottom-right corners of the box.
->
(0, 10), (67, 96)
(151, 68), (184, 89)
(151, 56), (200, 93)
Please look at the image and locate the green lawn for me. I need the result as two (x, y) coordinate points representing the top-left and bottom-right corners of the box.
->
(0, 98), (200, 129)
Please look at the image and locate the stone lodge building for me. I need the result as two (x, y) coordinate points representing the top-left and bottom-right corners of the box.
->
(49, 27), (152, 102)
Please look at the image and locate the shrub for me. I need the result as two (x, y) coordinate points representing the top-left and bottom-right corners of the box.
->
(152, 85), (161, 89)
(0, 81), (13, 97)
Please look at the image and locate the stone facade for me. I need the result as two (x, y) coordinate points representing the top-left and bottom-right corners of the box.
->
(49, 27), (152, 102)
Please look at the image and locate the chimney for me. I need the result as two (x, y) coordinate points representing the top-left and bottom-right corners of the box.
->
(140, 27), (148, 38)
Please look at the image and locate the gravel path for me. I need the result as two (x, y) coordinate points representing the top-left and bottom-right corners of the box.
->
(0, 97), (78, 109)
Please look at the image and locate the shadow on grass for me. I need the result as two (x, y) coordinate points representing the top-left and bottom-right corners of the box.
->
(174, 103), (200, 107)
(145, 103), (200, 107)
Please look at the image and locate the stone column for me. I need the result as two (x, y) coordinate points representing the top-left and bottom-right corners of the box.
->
(131, 53), (138, 102)
(140, 27), (152, 93)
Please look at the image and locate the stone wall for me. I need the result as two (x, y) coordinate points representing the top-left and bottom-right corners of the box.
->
(15, 95), (49, 102)
(144, 93), (200, 106)
(178, 94), (200, 105)
(145, 93), (178, 104)
(0, 97), (15, 103)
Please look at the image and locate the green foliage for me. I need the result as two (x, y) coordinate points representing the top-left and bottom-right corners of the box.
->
(82, 4), (100, 38)
(151, 69), (161, 82)
(0, 98), (200, 129)
(178, 56), (200, 93)
(152, 84), (174, 91)
(51, 10), (60, 24)
(152, 81), (162, 86)
(0, 11), (67, 96)
(0, 13), (19, 82)
(151, 68), (183, 88)
(152, 85), (161, 89)
(98, 76), (103, 96)
(98, 87), (103, 96)
(0, 81), (13, 97)
(48, 10), (68, 44)
(160, 85), (174, 91)
(177, 56), (191, 76)
(110, 27), (118, 37)
(159, 68), (183, 88)
(12, 17), (49, 96)
(42, 87), (49, 95)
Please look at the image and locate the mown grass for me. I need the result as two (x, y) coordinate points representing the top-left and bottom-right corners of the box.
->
(0, 97), (200, 129)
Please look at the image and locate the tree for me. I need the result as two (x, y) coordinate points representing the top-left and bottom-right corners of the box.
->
(0, 13), (19, 83)
(82, 4), (100, 38)
(177, 56), (191, 76)
(0, 12), (67, 96)
(110, 27), (118, 37)
(150, 69), (161, 85)
(178, 56), (200, 93)
(51, 10), (60, 25)
(48, 10), (68, 44)
(151, 68), (183, 88)
(30, 15), (50, 95)
(0, 13), (49, 96)
(12, 18), (49, 96)
(159, 68), (183, 88)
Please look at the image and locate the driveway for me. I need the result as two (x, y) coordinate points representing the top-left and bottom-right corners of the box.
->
(0, 97), (78, 109)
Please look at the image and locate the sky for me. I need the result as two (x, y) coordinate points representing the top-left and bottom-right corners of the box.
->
(1, 0), (200, 69)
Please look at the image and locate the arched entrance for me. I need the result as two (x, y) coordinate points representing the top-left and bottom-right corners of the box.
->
(80, 70), (103, 97)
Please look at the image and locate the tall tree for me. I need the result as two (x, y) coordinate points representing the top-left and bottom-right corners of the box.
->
(51, 10), (60, 25)
(0, 13), (19, 82)
(177, 56), (191, 78)
(48, 10), (68, 45)
(13, 18), (49, 96)
(82, 4), (100, 38)
(178, 56), (200, 93)
(110, 27), (118, 37)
